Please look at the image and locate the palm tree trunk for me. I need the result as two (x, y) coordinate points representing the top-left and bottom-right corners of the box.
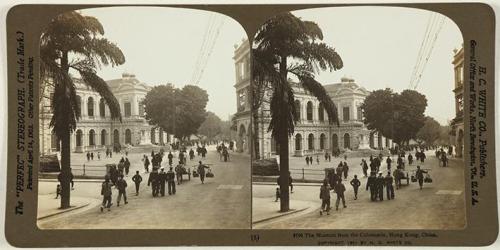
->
(278, 55), (289, 212)
(60, 128), (71, 209)
(252, 110), (260, 159)
(59, 51), (71, 209)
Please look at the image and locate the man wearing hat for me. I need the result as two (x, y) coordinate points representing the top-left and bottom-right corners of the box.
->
(100, 175), (113, 212)
(166, 167), (176, 195)
(158, 168), (168, 197)
(116, 174), (128, 207)
(147, 168), (160, 197)
(366, 172), (377, 201)
(376, 172), (385, 201)
(385, 171), (395, 200)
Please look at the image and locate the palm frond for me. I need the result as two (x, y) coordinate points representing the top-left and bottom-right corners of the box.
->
(297, 75), (339, 125)
(78, 69), (122, 122)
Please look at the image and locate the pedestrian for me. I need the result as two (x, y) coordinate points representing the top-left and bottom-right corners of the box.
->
(144, 156), (150, 173)
(305, 156), (309, 165)
(316, 155), (320, 165)
(328, 154), (332, 162)
(386, 156), (392, 170)
(197, 161), (210, 184)
(441, 153), (448, 167)
(132, 171), (142, 196)
(175, 161), (184, 185)
(166, 167), (176, 195)
(124, 158), (130, 176)
(408, 153), (413, 165)
(100, 175), (113, 212)
(275, 187), (280, 202)
(376, 172), (385, 201)
(277, 171), (293, 193)
(109, 150), (112, 158)
(361, 159), (368, 177)
(151, 150), (155, 159)
(420, 150), (426, 163)
(69, 168), (75, 190)
(334, 179), (347, 211)
(147, 169), (160, 197)
(168, 151), (173, 166)
(55, 184), (61, 199)
(342, 161), (349, 179)
(97, 151), (101, 160)
(158, 168), (167, 197)
(86, 152), (90, 161)
(116, 174), (128, 207)
(350, 175), (361, 200)
(366, 172), (377, 201)
(385, 171), (395, 200)
(91, 152), (94, 160)
(324, 152), (328, 161)
(415, 166), (428, 190)
(336, 162), (343, 179)
(309, 156), (313, 165)
(319, 179), (331, 215)
(189, 148), (195, 160)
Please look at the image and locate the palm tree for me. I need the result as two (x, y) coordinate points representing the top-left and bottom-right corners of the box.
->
(40, 11), (124, 209)
(253, 12), (343, 212)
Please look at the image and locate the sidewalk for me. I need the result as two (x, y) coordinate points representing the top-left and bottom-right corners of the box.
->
(252, 197), (316, 224)
(37, 194), (98, 220)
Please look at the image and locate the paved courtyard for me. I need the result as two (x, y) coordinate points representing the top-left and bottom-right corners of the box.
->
(38, 145), (251, 229)
(253, 151), (466, 229)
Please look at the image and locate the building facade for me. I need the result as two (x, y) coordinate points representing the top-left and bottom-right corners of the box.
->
(40, 73), (169, 154)
(255, 77), (392, 159)
(450, 46), (464, 157)
(232, 40), (252, 154)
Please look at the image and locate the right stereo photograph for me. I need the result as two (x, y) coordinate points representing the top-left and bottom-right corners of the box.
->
(248, 6), (466, 230)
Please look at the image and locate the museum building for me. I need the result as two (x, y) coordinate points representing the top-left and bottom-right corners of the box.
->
(39, 73), (170, 154)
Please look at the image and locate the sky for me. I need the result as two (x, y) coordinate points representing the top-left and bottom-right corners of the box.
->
(291, 7), (462, 125)
(78, 7), (247, 121)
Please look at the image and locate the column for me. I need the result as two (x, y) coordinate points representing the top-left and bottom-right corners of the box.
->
(352, 100), (357, 121)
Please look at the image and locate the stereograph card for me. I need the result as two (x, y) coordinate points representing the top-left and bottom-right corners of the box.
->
(3, 2), (498, 247)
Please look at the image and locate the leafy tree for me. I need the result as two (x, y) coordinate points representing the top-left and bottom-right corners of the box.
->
(253, 12), (343, 211)
(198, 111), (223, 140)
(40, 11), (125, 208)
(361, 89), (427, 145)
(416, 117), (442, 145)
(144, 84), (209, 140)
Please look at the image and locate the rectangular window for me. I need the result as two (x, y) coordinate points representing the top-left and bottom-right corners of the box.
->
(343, 106), (350, 122)
(357, 107), (363, 121)
(138, 99), (145, 117)
(124, 102), (131, 117)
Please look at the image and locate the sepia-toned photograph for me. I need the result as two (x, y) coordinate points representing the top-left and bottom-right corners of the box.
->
(37, 7), (251, 229)
(251, 7), (466, 229)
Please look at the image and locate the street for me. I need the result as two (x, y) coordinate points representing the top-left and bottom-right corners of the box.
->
(38, 145), (251, 229)
(253, 151), (466, 229)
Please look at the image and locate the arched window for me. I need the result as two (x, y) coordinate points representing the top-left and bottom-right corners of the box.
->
(125, 129), (132, 144)
(99, 98), (106, 117)
(89, 129), (95, 146)
(294, 100), (301, 121)
(320, 133), (326, 150)
(88, 97), (94, 117)
(75, 130), (83, 147)
(308, 133), (315, 150)
(101, 129), (107, 146)
(318, 103), (324, 121)
(295, 134), (302, 150)
(306, 101), (313, 121)
(344, 133), (350, 149)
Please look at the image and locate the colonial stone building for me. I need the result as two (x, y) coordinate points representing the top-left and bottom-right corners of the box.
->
(255, 77), (392, 159)
(40, 73), (170, 154)
(232, 40), (251, 154)
(450, 45), (464, 157)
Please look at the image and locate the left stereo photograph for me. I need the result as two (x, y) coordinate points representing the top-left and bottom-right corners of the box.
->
(37, 6), (251, 229)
